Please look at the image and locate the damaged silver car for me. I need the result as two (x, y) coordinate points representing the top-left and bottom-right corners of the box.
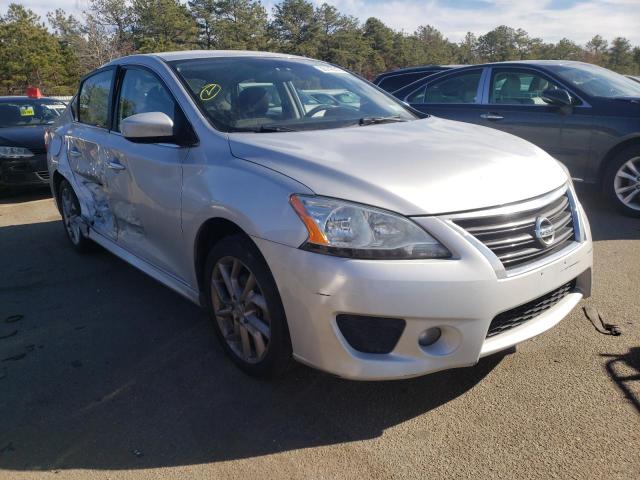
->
(47, 51), (592, 380)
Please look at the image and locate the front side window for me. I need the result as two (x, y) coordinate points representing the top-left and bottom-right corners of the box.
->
(490, 69), (562, 105)
(424, 71), (482, 104)
(78, 70), (113, 128)
(117, 68), (177, 132)
(0, 98), (67, 128)
(170, 57), (416, 132)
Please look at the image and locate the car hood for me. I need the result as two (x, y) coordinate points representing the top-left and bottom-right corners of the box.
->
(0, 126), (47, 151)
(228, 117), (568, 215)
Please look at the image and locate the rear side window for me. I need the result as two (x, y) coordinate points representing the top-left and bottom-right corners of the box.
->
(78, 70), (113, 128)
(424, 71), (482, 104)
(379, 72), (433, 92)
(116, 68), (177, 132)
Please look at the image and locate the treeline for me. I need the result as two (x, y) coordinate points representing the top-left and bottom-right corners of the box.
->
(1, 0), (639, 95)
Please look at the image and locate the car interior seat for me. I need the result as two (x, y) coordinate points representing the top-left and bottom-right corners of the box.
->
(236, 87), (269, 119)
(497, 74), (534, 104)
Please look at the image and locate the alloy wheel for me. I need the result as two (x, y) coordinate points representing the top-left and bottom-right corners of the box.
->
(614, 156), (640, 211)
(211, 256), (271, 363)
(61, 186), (81, 245)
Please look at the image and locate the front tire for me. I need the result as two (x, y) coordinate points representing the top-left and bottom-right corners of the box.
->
(604, 145), (640, 217)
(59, 179), (93, 253)
(204, 234), (292, 378)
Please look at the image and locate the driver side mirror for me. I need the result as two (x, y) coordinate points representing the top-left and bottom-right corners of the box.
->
(121, 112), (176, 143)
(541, 88), (573, 107)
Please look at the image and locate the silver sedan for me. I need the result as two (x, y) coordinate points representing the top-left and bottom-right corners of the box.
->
(47, 51), (593, 380)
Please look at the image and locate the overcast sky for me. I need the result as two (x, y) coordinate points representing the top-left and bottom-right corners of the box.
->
(3, 0), (640, 45)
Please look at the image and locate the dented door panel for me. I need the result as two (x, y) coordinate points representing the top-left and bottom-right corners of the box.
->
(66, 125), (117, 240)
(104, 133), (188, 279)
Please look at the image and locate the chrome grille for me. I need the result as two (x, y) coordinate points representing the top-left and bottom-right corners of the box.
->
(454, 189), (576, 269)
(35, 170), (50, 180)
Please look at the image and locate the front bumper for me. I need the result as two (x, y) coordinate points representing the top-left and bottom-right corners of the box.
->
(0, 153), (49, 187)
(254, 203), (593, 381)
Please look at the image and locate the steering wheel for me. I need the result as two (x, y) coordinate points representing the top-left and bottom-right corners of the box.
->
(304, 104), (359, 118)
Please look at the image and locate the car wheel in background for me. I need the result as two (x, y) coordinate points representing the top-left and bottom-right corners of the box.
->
(604, 145), (640, 217)
(204, 234), (292, 378)
(59, 179), (94, 252)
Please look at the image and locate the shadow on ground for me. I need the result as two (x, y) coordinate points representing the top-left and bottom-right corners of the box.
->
(0, 184), (636, 472)
(601, 347), (640, 413)
(0, 219), (508, 471)
(575, 184), (640, 242)
(0, 187), (50, 205)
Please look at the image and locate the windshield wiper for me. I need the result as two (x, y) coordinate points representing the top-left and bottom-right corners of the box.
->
(357, 116), (408, 126)
(232, 124), (298, 133)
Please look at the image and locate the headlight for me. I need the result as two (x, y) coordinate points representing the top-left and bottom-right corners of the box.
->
(290, 194), (451, 259)
(0, 146), (34, 158)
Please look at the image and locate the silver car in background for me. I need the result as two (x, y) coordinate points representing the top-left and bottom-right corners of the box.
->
(47, 51), (593, 380)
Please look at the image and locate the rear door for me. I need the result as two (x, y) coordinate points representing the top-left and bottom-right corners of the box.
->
(406, 68), (487, 124)
(67, 68), (118, 240)
(104, 65), (190, 278)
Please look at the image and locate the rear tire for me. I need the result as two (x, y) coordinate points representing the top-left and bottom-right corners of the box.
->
(603, 145), (640, 217)
(204, 234), (292, 378)
(59, 179), (94, 253)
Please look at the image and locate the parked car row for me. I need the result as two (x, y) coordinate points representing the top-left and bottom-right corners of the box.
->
(378, 60), (640, 216)
(45, 51), (593, 381)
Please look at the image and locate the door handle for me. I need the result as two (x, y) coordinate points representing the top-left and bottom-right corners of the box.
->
(107, 161), (126, 171)
(480, 113), (504, 121)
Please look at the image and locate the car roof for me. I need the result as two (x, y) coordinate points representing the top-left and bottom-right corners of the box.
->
(117, 50), (310, 63)
(376, 64), (463, 78)
(466, 60), (593, 69)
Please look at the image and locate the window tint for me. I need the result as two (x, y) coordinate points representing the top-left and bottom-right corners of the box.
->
(424, 71), (482, 104)
(78, 70), (113, 128)
(490, 70), (562, 105)
(117, 68), (177, 131)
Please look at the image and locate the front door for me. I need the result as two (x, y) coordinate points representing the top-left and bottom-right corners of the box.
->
(104, 66), (190, 278)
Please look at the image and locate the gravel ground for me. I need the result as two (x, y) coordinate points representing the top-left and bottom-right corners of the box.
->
(0, 185), (638, 480)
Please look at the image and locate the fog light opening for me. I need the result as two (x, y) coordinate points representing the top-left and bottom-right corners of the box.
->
(419, 327), (442, 347)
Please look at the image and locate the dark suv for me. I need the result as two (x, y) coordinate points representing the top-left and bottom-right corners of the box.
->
(373, 65), (461, 93)
(393, 60), (640, 216)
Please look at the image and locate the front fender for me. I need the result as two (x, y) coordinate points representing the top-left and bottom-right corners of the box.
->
(180, 152), (313, 287)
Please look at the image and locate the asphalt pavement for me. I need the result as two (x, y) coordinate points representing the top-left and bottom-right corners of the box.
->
(0, 185), (638, 479)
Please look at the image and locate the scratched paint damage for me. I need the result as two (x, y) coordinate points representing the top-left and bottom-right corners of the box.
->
(63, 137), (120, 239)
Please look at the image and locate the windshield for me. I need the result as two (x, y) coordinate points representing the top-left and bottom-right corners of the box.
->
(0, 98), (67, 128)
(169, 57), (416, 132)
(547, 63), (640, 98)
